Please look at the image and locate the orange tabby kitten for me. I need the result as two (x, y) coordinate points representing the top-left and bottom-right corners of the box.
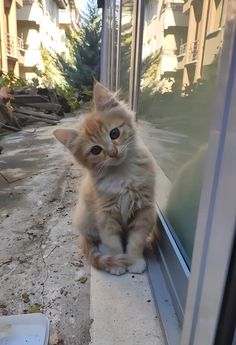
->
(53, 82), (157, 275)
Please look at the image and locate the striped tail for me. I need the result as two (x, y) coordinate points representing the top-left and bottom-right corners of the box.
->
(80, 236), (131, 270)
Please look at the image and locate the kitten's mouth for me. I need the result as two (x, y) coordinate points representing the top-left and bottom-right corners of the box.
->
(108, 153), (126, 166)
(109, 157), (120, 164)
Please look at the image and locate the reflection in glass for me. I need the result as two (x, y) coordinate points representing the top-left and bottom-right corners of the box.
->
(119, 0), (134, 101)
(104, 0), (121, 90)
(109, 0), (120, 90)
(138, 0), (227, 264)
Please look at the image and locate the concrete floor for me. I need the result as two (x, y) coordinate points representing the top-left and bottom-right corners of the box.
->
(0, 116), (165, 345)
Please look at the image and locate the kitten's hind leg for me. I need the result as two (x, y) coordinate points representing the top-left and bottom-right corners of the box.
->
(126, 207), (155, 274)
(80, 234), (127, 274)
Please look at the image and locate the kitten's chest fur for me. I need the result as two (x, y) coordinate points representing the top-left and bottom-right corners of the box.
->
(95, 153), (155, 226)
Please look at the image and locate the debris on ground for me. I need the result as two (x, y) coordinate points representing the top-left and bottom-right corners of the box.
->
(21, 293), (30, 304)
(26, 304), (43, 314)
(0, 259), (12, 267)
(0, 304), (8, 316)
(76, 276), (88, 284)
(0, 86), (72, 133)
(0, 118), (91, 344)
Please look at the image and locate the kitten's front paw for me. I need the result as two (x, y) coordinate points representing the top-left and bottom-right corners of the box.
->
(127, 258), (146, 274)
(107, 266), (126, 276)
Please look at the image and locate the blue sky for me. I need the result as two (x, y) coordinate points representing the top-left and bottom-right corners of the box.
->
(79, 0), (88, 11)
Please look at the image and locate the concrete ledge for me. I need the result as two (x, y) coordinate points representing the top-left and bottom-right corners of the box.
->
(90, 268), (165, 345)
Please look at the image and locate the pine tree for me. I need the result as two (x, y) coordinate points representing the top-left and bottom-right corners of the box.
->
(58, 1), (102, 99)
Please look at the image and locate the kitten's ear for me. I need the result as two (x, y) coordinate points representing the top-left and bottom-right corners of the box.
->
(93, 81), (119, 111)
(53, 128), (79, 151)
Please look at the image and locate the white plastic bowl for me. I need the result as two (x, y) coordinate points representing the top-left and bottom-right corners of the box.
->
(0, 313), (49, 345)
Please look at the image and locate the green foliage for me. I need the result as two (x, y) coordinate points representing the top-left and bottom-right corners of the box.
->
(56, 0), (102, 98)
(55, 84), (79, 111)
(40, 47), (58, 87)
(119, 22), (133, 101)
(38, 1), (101, 107)
(29, 64), (48, 87)
(139, 78), (216, 143)
(140, 51), (161, 91)
(0, 71), (26, 88)
(40, 48), (80, 110)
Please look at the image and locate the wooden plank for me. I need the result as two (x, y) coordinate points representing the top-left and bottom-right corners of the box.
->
(23, 103), (62, 112)
(13, 112), (59, 125)
(0, 123), (21, 131)
(0, 103), (23, 129)
(12, 95), (49, 104)
(0, 103), (12, 123)
(15, 107), (60, 121)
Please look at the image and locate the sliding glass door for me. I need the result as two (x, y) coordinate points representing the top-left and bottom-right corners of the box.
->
(138, 0), (227, 266)
(100, 0), (236, 343)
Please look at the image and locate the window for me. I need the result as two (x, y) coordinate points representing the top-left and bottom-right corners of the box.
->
(138, 0), (227, 267)
(145, 0), (157, 25)
(119, 0), (134, 100)
(100, 0), (121, 91)
(100, 0), (236, 343)
(137, 3), (220, 327)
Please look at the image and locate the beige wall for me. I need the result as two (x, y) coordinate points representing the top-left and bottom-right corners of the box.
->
(180, 0), (228, 87)
(0, 0), (8, 72)
(0, 0), (22, 76)
(142, 1), (162, 59)
(8, 0), (20, 75)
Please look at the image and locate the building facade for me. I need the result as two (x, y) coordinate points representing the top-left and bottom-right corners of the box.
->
(0, 0), (24, 77)
(142, 0), (188, 89)
(0, 0), (79, 81)
(16, 0), (79, 81)
(99, 0), (236, 344)
(177, 0), (228, 87)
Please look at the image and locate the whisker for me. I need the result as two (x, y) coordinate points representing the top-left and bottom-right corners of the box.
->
(95, 137), (135, 178)
(120, 139), (133, 151)
(120, 138), (134, 154)
(96, 162), (106, 177)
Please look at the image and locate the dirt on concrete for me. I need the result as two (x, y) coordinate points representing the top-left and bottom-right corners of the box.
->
(0, 117), (91, 345)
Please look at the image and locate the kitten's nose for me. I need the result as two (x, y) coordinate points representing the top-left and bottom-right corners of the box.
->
(109, 147), (118, 158)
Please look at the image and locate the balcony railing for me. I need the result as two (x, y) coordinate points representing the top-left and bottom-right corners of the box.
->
(23, 0), (34, 4)
(18, 35), (25, 51)
(6, 34), (16, 56)
(55, 0), (67, 9)
(169, 3), (183, 11)
(189, 40), (199, 62)
(162, 2), (184, 12)
(178, 42), (187, 56)
(162, 48), (175, 55)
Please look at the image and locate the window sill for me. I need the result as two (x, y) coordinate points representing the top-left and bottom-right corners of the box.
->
(206, 27), (222, 39)
(147, 254), (181, 345)
(177, 53), (185, 59)
(146, 208), (190, 344)
(184, 60), (197, 66)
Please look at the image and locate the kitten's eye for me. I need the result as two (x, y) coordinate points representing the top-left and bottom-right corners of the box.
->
(110, 128), (120, 140)
(90, 145), (102, 155)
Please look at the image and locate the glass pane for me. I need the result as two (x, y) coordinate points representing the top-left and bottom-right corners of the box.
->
(119, 0), (134, 101)
(108, 0), (120, 90)
(138, 0), (227, 264)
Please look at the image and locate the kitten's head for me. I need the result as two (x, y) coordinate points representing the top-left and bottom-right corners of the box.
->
(53, 82), (136, 173)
